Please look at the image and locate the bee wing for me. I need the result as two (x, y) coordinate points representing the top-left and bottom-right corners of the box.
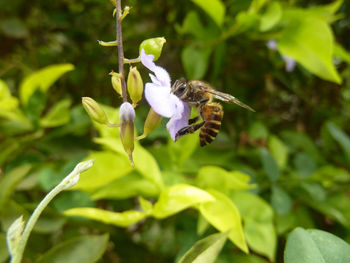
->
(206, 89), (255, 112)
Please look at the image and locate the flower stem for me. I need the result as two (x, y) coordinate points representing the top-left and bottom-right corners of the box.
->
(9, 160), (95, 263)
(116, 0), (127, 103)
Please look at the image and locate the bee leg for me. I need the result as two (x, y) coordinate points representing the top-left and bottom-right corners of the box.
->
(175, 122), (205, 141)
(188, 98), (209, 106)
(188, 116), (200, 125)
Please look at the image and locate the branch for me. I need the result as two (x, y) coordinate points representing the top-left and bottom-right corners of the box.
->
(116, 0), (127, 102)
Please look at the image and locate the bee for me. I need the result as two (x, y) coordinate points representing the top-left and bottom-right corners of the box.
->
(171, 78), (255, 146)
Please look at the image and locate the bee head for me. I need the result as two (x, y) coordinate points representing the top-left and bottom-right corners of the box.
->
(171, 77), (187, 98)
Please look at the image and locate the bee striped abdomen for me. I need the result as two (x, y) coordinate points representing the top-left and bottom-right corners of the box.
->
(200, 103), (223, 147)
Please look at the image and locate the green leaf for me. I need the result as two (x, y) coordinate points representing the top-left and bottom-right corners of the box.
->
(91, 172), (159, 200)
(281, 131), (323, 162)
(94, 137), (164, 189)
(34, 216), (66, 234)
(191, 0), (225, 27)
(199, 190), (248, 253)
(309, 0), (344, 21)
(271, 185), (292, 215)
(64, 208), (146, 227)
(152, 184), (214, 219)
(333, 42), (350, 64)
(259, 2), (282, 32)
(293, 152), (317, 178)
(40, 99), (72, 128)
(72, 151), (132, 192)
(53, 191), (95, 212)
(36, 234), (109, 263)
(0, 164), (32, 212)
(0, 18), (28, 38)
(168, 132), (198, 167)
(178, 232), (228, 263)
(268, 135), (288, 169)
(0, 233), (9, 263)
(259, 147), (279, 182)
(277, 10), (341, 83)
(20, 64), (74, 105)
(196, 166), (255, 192)
(229, 254), (269, 263)
(327, 122), (350, 164)
(284, 228), (350, 263)
(232, 191), (276, 261)
(182, 46), (211, 80)
(0, 79), (19, 111)
(177, 11), (208, 39)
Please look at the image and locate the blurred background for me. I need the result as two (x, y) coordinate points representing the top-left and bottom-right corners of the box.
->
(1, 0), (350, 262)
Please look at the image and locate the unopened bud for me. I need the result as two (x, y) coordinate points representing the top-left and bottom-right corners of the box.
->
(119, 102), (135, 167)
(144, 108), (162, 136)
(82, 97), (108, 125)
(110, 72), (122, 96)
(127, 66), (143, 106)
(139, 37), (166, 61)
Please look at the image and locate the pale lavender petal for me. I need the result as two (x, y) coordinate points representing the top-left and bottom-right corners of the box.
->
(140, 49), (156, 72)
(282, 55), (297, 72)
(166, 100), (191, 141)
(140, 49), (170, 87)
(266, 40), (277, 50)
(145, 83), (175, 118)
(149, 73), (161, 86)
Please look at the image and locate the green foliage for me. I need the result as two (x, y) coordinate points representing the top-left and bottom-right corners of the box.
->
(2, 0), (350, 262)
(178, 232), (228, 263)
(36, 234), (109, 263)
(284, 228), (350, 263)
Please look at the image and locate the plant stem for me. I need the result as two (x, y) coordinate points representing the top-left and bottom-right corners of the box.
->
(116, 0), (127, 103)
(10, 160), (94, 263)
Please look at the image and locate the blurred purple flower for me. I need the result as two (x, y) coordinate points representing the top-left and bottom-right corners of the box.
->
(140, 49), (190, 141)
(266, 40), (296, 72)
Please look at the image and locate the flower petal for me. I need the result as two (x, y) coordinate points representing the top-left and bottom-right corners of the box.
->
(141, 49), (170, 87)
(145, 83), (175, 118)
(140, 49), (156, 71)
(166, 100), (191, 141)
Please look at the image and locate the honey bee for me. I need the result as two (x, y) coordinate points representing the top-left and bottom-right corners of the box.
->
(171, 78), (255, 146)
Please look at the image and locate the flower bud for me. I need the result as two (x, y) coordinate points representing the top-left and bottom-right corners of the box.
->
(119, 102), (135, 167)
(139, 37), (166, 61)
(82, 97), (108, 125)
(127, 66), (143, 106)
(143, 108), (162, 136)
(110, 72), (122, 96)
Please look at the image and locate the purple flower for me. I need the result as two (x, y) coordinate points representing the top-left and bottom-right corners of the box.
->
(140, 49), (191, 141)
(266, 40), (296, 72)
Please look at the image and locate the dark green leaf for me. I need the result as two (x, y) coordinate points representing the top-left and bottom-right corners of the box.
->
(182, 46), (211, 80)
(259, 147), (279, 182)
(36, 234), (109, 263)
(271, 185), (292, 215)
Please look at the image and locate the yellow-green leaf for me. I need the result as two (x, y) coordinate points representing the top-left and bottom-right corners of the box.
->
(199, 190), (248, 253)
(20, 64), (74, 105)
(72, 151), (132, 192)
(40, 99), (72, 128)
(64, 207), (146, 227)
(232, 191), (276, 261)
(179, 232), (228, 263)
(277, 10), (341, 83)
(152, 184), (214, 219)
(196, 166), (255, 192)
(191, 0), (225, 27)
